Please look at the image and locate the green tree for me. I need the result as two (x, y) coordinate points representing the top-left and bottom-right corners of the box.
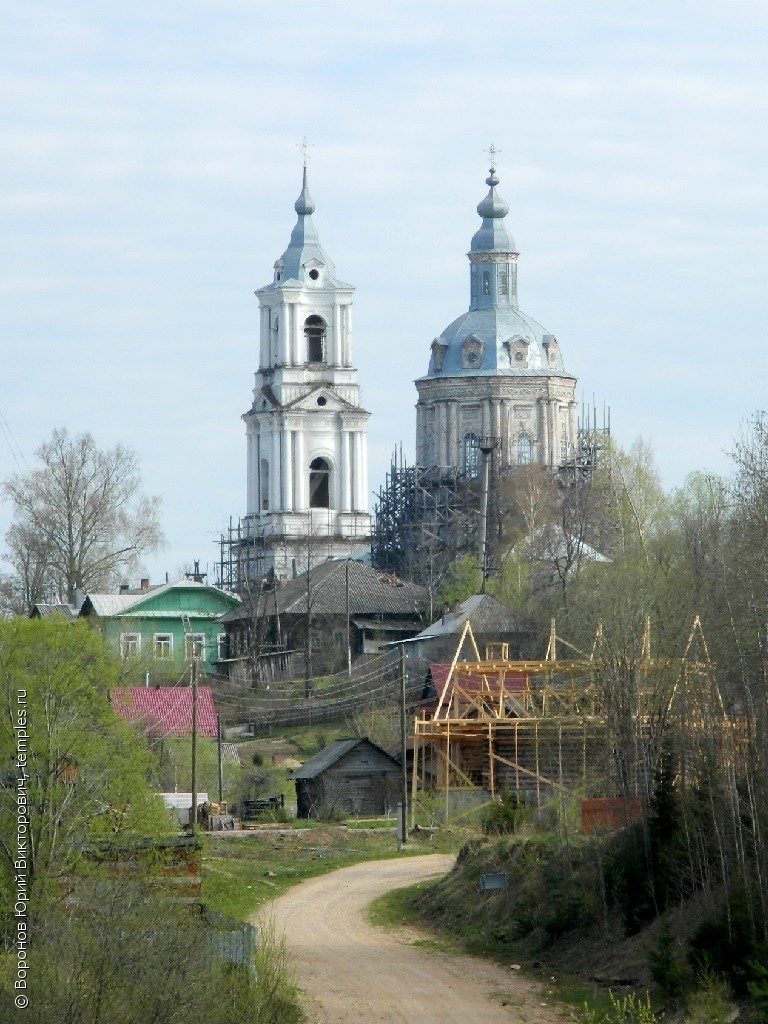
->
(441, 554), (482, 605)
(0, 619), (172, 896)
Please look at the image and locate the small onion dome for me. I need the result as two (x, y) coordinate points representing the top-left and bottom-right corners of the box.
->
(471, 166), (516, 253)
(294, 166), (315, 216)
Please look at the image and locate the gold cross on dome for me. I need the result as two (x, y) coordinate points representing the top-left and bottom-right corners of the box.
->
(297, 136), (314, 167)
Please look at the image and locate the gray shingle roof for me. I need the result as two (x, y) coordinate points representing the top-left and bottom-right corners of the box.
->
(417, 593), (530, 638)
(30, 603), (78, 621)
(289, 737), (400, 780)
(221, 560), (429, 623)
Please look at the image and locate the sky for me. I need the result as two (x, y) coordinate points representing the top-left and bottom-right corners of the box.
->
(1, 1), (766, 585)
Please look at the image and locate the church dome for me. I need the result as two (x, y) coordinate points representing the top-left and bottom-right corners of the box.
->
(418, 162), (569, 382)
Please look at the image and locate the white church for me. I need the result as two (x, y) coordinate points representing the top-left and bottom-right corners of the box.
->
(232, 155), (580, 584)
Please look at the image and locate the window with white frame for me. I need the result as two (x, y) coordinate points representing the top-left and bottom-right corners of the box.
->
(120, 632), (141, 658)
(216, 634), (228, 661)
(185, 633), (205, 661)
(153, 633), (173, 660)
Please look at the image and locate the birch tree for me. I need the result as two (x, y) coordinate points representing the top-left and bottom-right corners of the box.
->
(3, 428), (164, 607)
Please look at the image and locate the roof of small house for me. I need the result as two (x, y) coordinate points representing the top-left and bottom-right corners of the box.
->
(416, 593), (530, 639)
(111, 686), (218, 738)
(81, 579), (240, 620)
(220, 560), (429, 623)
(30, 602), (79, 621)
(289, 737), (401, 781)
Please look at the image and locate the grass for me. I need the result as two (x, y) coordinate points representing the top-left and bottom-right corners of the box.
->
(201, 826), (462, 923)
(366, 879), (463, 955)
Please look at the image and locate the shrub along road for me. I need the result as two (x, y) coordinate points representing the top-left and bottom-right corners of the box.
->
(258, 854), (570, 1024)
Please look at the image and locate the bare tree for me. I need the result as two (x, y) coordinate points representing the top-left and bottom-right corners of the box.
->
(3, 428), (164, 607)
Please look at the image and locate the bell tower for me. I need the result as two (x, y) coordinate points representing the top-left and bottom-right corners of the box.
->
(241, 162), (372, 581)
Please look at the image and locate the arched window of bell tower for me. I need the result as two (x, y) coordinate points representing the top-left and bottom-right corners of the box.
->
(304, 315), (326, 363)
(309, 457), (331, 508)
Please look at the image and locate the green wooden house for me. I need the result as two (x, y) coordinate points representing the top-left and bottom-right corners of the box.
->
(79, 579), (240, 680)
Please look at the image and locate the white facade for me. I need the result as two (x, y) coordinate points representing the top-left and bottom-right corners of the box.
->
(415, 166), (578, 473)
(242, 168), (372, 579)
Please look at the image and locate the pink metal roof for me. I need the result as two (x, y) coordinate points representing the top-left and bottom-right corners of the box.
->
(111, 686), (218, 738)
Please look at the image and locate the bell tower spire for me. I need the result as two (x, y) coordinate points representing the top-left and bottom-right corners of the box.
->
(241, 155), (372, 581)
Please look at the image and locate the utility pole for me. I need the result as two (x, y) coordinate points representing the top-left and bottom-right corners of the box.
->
(217, 713), (224, 804)
(190, 659), (198, 828)
(345, 558), (352, 677)
(399, 644), (408, 850)
(478, 436), (500, 592)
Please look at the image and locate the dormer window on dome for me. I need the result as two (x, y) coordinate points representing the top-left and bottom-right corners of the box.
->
(543, 336), (560, 370)
(304, 315), (326, 363)
(274, 261), (284, 283)
(462, 337), (484, 370)
(431, 339), (448, 373)
(504, 338), (530, 369)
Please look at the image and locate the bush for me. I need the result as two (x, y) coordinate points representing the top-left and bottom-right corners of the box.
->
(683, 973), (736, 1024)
(649, 919), (690, 1004)
(4, 878), (303, 1024)
(482, 790), (526, 835)
(747, 958), (768, 1024)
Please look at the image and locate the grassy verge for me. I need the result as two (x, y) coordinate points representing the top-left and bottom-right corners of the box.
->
(201, 826), (462, 922)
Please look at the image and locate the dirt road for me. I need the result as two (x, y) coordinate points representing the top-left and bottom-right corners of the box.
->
(261, 854), (569, 1024)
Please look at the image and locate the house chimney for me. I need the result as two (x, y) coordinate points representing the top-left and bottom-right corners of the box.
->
(185, 559), (206, 584)
(119, 583), (130, 594)
(140, 578), (149, 590)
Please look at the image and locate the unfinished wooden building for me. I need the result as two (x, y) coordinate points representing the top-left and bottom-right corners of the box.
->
(411, 619), (721, 817)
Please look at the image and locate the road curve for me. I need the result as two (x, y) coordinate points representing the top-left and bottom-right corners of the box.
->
(259, 854), (569, 1024)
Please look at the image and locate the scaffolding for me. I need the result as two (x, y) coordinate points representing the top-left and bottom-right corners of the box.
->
(371, 449), (483, 588)
(372, 407), (610, 586)
(411, 618), (722, 818)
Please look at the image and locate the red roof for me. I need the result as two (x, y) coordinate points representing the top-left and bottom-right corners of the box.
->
(111, 687), (218, 738)
(430, 664), (527, 697)
(422, 663), (528, 715)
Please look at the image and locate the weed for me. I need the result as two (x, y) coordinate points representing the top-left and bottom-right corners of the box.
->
(582, 990), (660, 1024)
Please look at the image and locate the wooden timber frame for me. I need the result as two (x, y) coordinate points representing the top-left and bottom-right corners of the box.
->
(410, 616), (723, 822)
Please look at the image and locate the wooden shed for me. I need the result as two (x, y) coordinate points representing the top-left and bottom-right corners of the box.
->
(290, 738), (401, 819)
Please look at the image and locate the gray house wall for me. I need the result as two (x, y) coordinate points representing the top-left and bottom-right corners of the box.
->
(295, 744), (401, 819)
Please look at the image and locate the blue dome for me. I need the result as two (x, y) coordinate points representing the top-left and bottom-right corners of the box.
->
(420, 306), (565, 380)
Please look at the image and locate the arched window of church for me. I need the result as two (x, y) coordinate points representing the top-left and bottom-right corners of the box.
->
(309, 457), (331, 508)
(304, 315), (326, 363)
(482, 272), (491, 296)
(463, 433), (480, 478)
(499, 270), (509, 296)
(260, 458), (270, 511)
(518, 433), (533, 465)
